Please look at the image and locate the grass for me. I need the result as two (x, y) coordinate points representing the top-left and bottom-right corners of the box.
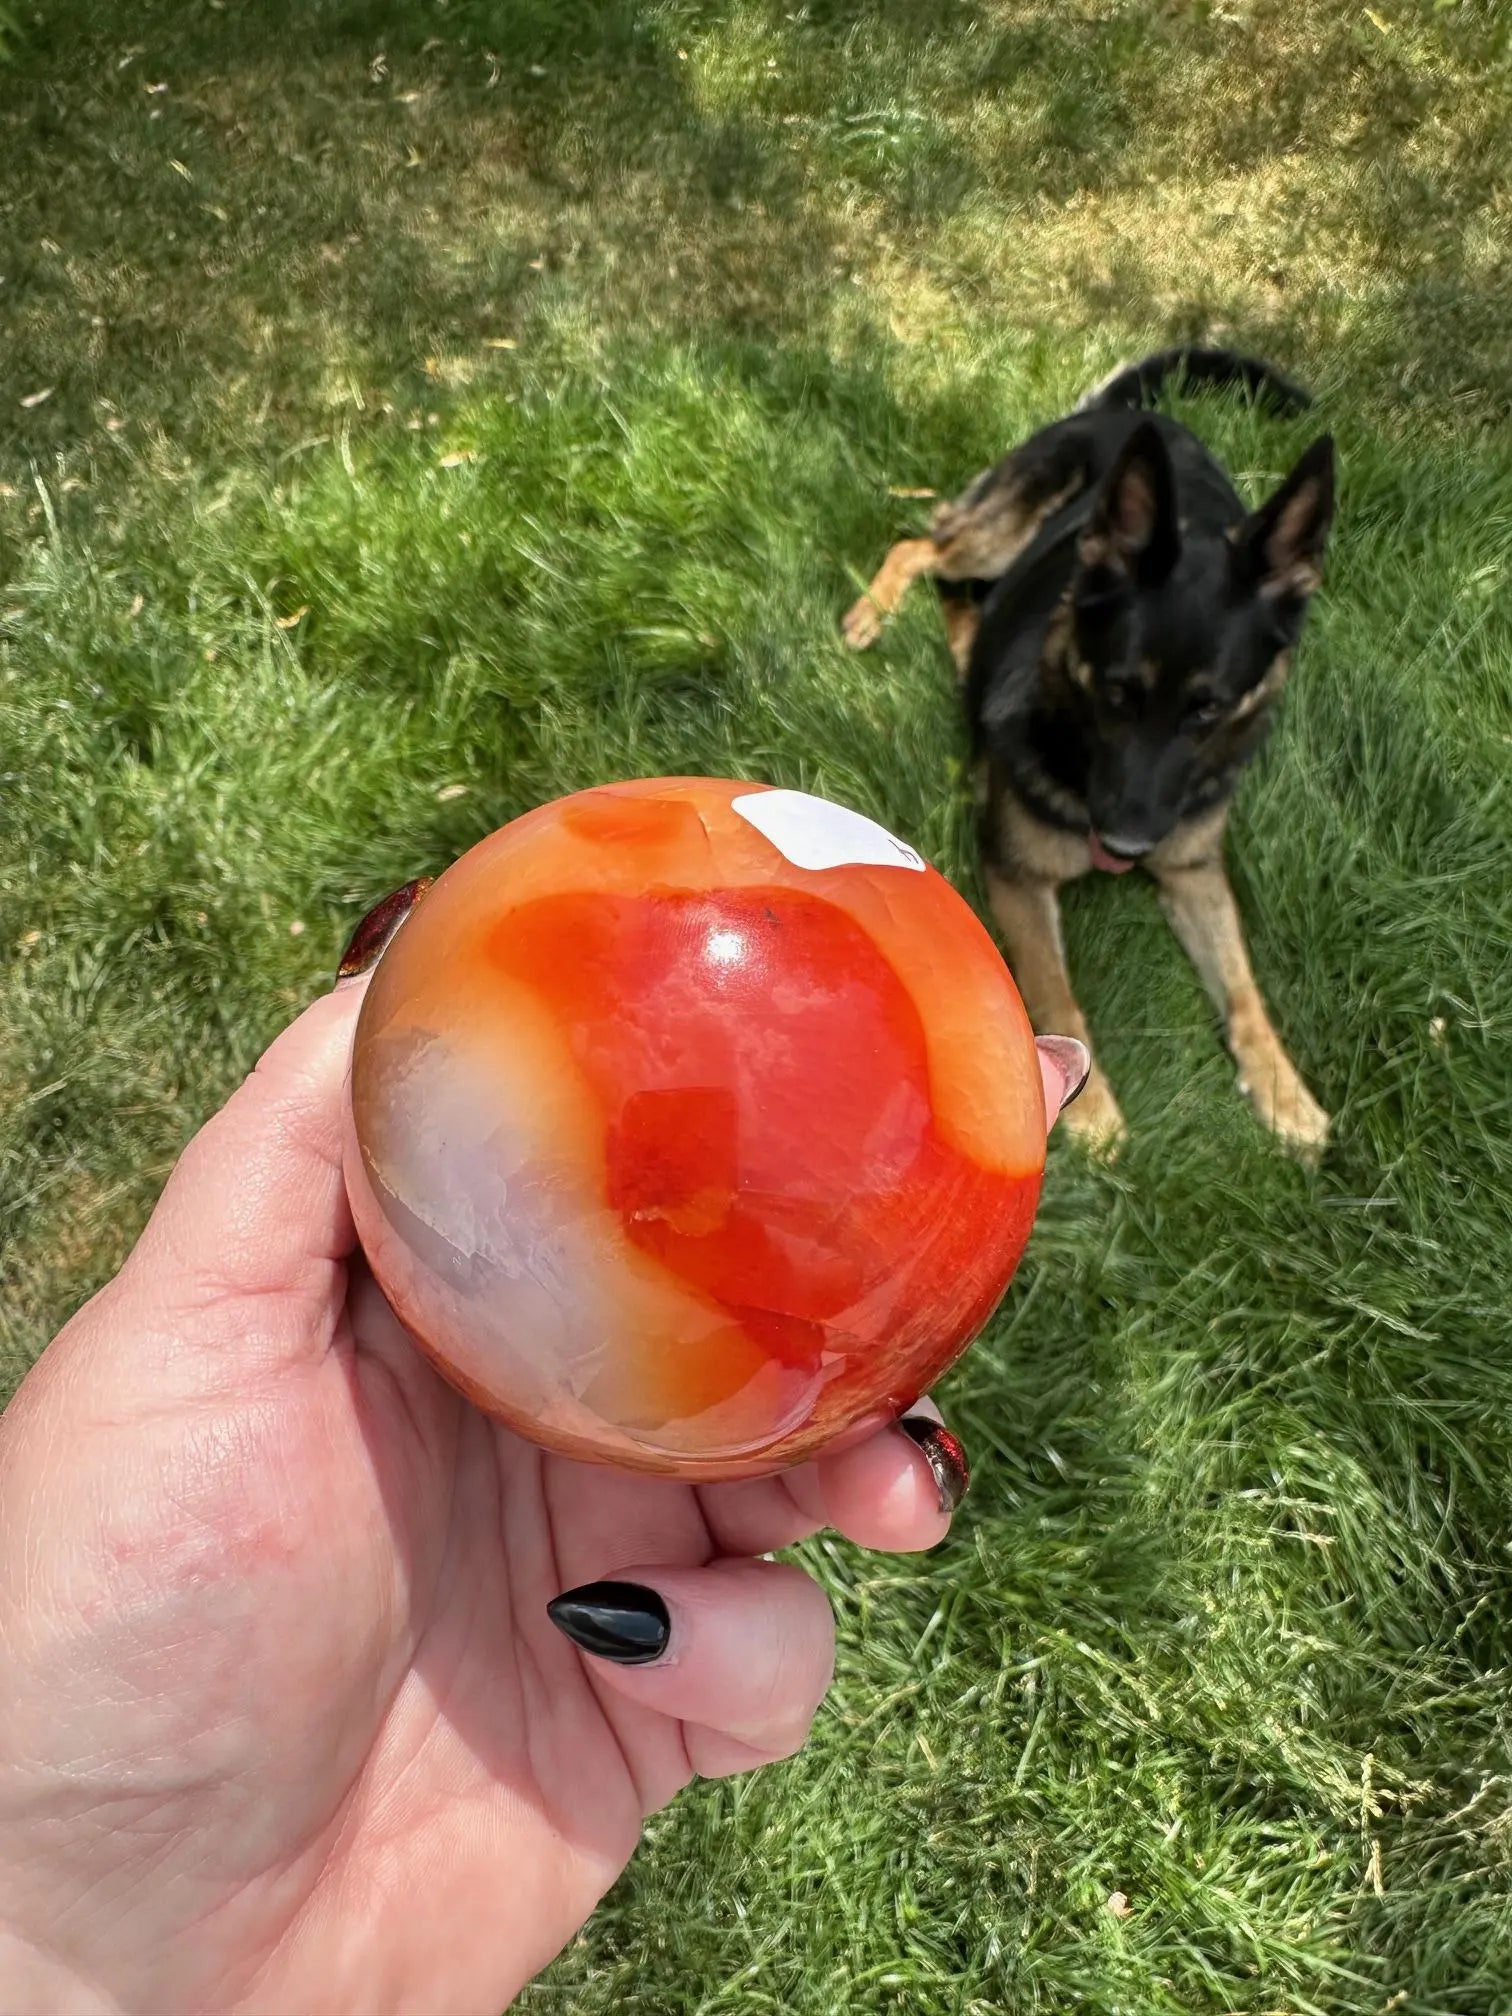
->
(3, 0), (1512, 2008)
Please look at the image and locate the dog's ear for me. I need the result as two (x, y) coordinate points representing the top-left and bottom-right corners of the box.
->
(1077, 420), (1180, 586)
(1235, 434), (1334, 600)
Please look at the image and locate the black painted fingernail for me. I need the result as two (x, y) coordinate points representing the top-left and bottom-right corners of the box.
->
(1035, 1034), (1092, 1110)
(897, 1405), (971, 1515)
(336, 877), (433, 985)
(547, 1581), (671, 1666)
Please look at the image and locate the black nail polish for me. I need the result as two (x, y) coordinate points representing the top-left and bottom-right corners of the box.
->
(547, 1581), (671, 1666)
(897, 1414), (971, 1515)
(336, 877), (433, 984)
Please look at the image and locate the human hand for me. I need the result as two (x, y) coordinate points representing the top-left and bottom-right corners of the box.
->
(0, 920), (1085, 2016)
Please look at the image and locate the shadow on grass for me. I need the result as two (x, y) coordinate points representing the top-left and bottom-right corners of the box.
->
(5, 0), (1510, 481)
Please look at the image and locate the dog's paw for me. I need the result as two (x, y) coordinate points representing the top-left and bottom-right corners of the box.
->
(1244, 1063), (1331, 1166)
(1061, 1069), (1127, 1161)
(840, 595), (883, 650)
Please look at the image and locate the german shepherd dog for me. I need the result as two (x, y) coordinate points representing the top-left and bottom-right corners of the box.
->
(842, 347), (1333, 1157)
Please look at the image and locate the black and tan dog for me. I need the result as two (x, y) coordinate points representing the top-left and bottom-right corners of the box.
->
(842, 346), (1333, 1157)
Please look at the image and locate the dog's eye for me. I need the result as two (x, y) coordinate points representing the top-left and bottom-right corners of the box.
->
(1101, 683), (1136, 715)
(1186, 698), (1226, 731)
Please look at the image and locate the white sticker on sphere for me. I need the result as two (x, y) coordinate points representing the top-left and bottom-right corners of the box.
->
(732, 789), (926, 873)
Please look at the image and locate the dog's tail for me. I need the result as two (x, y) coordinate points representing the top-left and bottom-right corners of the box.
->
(1076, 345), (1311, 416)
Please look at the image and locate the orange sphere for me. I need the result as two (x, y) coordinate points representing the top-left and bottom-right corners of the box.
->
(344, 778), (1044, 1479)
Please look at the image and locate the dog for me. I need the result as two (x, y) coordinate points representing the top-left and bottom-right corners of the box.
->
(842, 346), (1333, 1157)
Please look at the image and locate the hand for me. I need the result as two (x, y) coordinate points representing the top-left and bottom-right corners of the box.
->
(0, 965), (1085, 2015)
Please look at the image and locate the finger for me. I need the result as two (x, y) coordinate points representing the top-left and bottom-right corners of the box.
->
(547, 1558), (835, 1773)
(695, 1470), (823, 1557)
(808, 1396), (968, 1548)
(700, 1395), (970, 1558)
(680, 1726), (805, 1780)
(129, 979), (369, 1315)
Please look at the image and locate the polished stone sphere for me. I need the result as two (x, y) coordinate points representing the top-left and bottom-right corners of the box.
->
(344, 777), (1044, 1479)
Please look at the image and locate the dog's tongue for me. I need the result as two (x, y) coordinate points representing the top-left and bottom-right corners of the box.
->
(1088, 833), (1138, 875)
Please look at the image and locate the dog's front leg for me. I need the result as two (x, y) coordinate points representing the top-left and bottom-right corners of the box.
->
(1150, 851), (1330, 1160)
(985, 868), (1126, 1156)
(841, 538), (940, 649)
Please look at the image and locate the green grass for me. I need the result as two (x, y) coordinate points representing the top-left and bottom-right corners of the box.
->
(4, 0), (1512, 2008)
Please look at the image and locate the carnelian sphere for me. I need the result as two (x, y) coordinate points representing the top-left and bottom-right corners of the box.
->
(344, 777), (1045, 1479)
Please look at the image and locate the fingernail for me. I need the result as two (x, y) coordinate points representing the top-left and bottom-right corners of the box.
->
(1035, 1034), (1092, 1110)
(896, 1399), (971, 1516)
(336, 878), (433, 986)
(547, 1580), (671, 1666)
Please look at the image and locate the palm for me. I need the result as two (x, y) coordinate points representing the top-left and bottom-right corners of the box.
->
(0, 1272), (712, 2016)
(212, 1276), (727, 2011)
(286, 1277), (718, 2003)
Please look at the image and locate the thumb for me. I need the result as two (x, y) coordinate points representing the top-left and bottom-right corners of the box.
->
(127, 980), (369, 1319)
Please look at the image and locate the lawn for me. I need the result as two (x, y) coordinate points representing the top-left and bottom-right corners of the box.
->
(3, 0), (1512, 2008)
